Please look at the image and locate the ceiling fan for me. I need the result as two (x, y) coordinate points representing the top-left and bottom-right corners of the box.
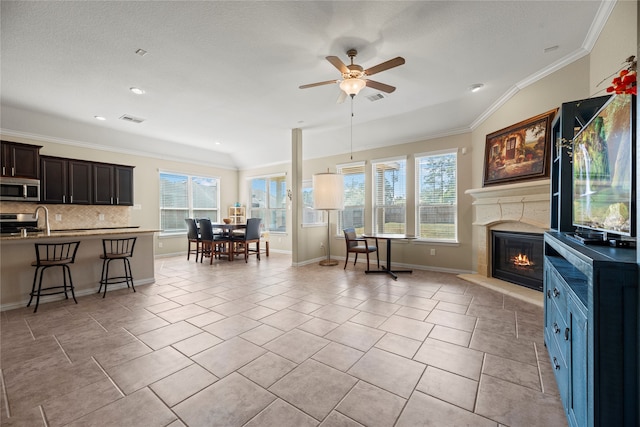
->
(299, 49), (405, 102)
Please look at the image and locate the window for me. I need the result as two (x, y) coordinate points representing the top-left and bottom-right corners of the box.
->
(415, 149), (457, 241)
(250, 175), (287, 232)
(337, 162), (365, 234)
(159, 172), (219, 235)
(372, 157), (406, 234)
(302, 179), (324, 226)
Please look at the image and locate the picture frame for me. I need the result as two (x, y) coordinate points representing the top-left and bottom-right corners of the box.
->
(483, 109), (557, 186)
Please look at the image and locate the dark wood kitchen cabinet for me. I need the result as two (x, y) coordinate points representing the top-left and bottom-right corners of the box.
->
(40, 156), (92, 204)
(1, 141), (41, 179)
(93, 163), (134, 206)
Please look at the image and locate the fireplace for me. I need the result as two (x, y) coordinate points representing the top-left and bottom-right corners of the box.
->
(491, 231), (543, 291)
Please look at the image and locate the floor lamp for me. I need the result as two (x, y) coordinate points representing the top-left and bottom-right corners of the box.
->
(313, 171), (344, 266)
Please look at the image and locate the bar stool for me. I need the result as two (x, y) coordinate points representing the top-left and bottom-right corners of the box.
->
(28, 241), (81, 313)
(99, 237), (136, 298)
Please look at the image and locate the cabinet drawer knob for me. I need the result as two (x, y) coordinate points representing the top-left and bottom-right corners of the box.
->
(553, 323), (560, 334)
(564, 327), (570, 341)
(553, 357), (560, 370)
(552, 287), (560, 297)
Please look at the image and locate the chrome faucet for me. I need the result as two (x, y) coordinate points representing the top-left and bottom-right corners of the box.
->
(34, 205), (50, 236)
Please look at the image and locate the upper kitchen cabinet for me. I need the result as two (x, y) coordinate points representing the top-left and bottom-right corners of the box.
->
(40, 156), (92, 204)
(1, 141), (41, 179)
(93, 163), (134, 206)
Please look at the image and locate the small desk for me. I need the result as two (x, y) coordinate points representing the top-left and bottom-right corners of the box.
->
(362, 233), (415, 280)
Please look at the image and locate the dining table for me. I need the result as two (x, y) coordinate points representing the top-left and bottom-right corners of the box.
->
(361, 233), (416, 280)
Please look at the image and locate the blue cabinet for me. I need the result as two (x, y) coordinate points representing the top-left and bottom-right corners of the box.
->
(544, 232), (637, 427)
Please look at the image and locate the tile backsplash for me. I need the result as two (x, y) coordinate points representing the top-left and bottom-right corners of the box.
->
(0, 202), (130, 230)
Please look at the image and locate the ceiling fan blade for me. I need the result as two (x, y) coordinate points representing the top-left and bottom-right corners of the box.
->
(364, 57), (405, 76)
(366, 80), (396, 93)
(336, 90), (347, 104)
(326, 56), (349, 74)
(299, 79), (339, 89)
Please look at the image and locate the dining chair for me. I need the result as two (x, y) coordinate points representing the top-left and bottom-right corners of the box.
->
(231, 218), (262, 262)
(198, 218), (228, 264)
(343, 228), (379, 270)
(185, 218), (201, 261)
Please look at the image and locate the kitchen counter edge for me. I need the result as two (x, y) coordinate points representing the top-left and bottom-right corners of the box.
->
(0, 228), (160, 241)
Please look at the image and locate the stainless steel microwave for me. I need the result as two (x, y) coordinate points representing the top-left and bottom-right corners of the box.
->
(0, 177), (40, 202)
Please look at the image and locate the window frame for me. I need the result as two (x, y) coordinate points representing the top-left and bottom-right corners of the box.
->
(336, 161), (366, 235)
(371, 156), (407, 234)
(159, 171), (220, 237)
(414, 148), (458, 243)
(248, 173), (288, 234)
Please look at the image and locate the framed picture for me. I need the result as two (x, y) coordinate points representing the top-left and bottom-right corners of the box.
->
(483, 109), (557, 186)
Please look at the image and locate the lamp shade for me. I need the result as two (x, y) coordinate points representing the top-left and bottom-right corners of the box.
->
(313, 172), (344, 210)
(339, 78), (366, 96)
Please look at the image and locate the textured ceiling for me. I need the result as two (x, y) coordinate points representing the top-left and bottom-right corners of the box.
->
(1, 1), (608, 169)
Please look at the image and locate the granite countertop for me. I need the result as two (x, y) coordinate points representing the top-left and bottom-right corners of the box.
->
(0, 227), (160, 241)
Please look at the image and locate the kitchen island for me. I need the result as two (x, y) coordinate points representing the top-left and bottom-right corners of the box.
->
(0, 228), (158, 311)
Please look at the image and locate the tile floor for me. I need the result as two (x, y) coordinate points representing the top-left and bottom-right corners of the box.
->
(0, 254), (567, 426)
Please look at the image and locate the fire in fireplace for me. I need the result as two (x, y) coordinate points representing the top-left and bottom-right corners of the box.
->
(491, 231), (544, 291)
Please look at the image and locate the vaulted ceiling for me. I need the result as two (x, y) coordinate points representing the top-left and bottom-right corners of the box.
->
(1, 1), (609, 169)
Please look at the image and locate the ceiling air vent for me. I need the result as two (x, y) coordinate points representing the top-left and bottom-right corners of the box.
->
(366, 93), (386, 102)
(119, 114), (145, 124)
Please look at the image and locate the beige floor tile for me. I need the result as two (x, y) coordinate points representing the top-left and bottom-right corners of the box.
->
(427, 324), (472, 347)
(396, 391), (496, 427)
(348, 348), (425, 398)
(432, 290), (473, 305)
(264, 329), (329, 363)
(470, 329), (537, 366)
(425, 309), (477, 332)
(416, 365), (478, 411)
(240, 324), (284, 346)
(483, 353), (541, 391)
(174, 372), (276, 427)
(475, 317), (516, 337)
(66, 387), (176, 427)
(94, 340), (152, 369)
(354, 300), (400, 317)
(310, 304), (360, 324)
(245, 398), (319, 427)
(434, 300), (468, 314)
(374, 333), (422, 359)
(258, 295), (300, 310)
(150, 363), (218, 407)
(319, 411), (365, 426)
(347, 311), (388, 328)
(184, 310), (226, 328)
(475, 375), (567, 427)
(43, 378), (123, 427)
(336, 381), (406, 427)
(378, 315), (434, 341)
(238, 352), (298, 388)
(137, 321), (202, 350)
(171, 331), (223, 357)
(241, 305), (278, 320)
(395, 295), (438, 312)
(413, 338), (483, 381)
(297, 317), (340, 336)
(106, 347), (192, 394)
(325, 322), (385, 352)
(312, 342), (364, 372)
(211, 300), (258, 316)
(202, 315), (261, 340)
(395, 306), (429, 320)
(270, 359), (358, 421)
(192, 336), (265, 377)
(260, 308), (313, 331)
(146, 301), (182, 314)
(124, 316), (170, 336)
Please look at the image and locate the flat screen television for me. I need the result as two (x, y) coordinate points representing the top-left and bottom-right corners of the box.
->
(572, 94), (635, 238)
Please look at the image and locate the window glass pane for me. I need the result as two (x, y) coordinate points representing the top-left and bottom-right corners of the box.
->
(269, 176), (287, 209)
(373, 159), (406, 234)
(270, 209), (287, 232)
(192, 176), (218, 209)
(251, 179), (267, 209)
(159, 172), (219, 234)
(338, 164), (365, 234)
(416, 152), (457, 240)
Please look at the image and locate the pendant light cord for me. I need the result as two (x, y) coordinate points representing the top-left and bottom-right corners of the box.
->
(350, 96), (354, 160)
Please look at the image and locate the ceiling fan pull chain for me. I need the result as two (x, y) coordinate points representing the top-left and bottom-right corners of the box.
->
(350, 97), (354, 160)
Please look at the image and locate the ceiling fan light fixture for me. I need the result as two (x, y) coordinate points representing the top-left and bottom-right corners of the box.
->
(470, 83), (484, 93)
(340, 78), (366, 96)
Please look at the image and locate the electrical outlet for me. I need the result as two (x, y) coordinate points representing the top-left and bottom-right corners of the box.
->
(320, 242), (324, 248)
(98, 214), (105, 221)
(430, 248), (436, 256)
(158, 242), (163, 248)
(55, 214), (62, 221)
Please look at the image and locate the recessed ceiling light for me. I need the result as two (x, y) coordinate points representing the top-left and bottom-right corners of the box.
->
(135, 48), (148, 57)
(470, 84), (484, 93)
(94, 115), (106, 121)
(214, 141), (221, 145)
(130, 87), (145, 95)
(544, 45), (559, 53)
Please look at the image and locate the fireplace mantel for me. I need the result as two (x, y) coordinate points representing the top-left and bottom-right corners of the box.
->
(462, 179), (550, 306)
